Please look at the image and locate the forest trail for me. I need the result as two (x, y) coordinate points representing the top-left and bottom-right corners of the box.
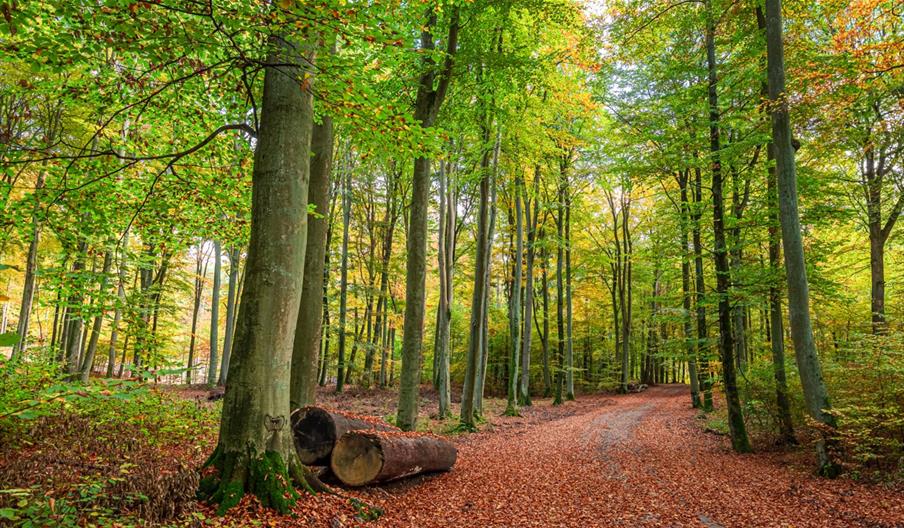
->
(358, 386), (904, 528)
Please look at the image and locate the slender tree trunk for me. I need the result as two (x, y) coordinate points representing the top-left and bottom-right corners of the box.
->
(505, 169), (524, 415)
(564, 170), (575, 400)
(187, 244), (206, 384)
(290, 101), (334, 407)
(199, 35), (317, 513)
(219, 247), (240, 386)
(520, 165), (540, 405)
(80, 250), (113, 381)
(434, 162), (454, 417)
(106, 233), (129, 378)
(692, 167), (714, 411)
(764, 0), (838, 475)
(336, 159), (352, 393)
(11, 170), (46, 360)
(461, 119), (493, 429)
(678, 173), (701, 407)
(397, 7), (460, 431)
(540, 231), (552, 396)
(705, 2), (751, 453)
(64, 240), (88, 377)
(206, 241), (222, 385)
(554, 167), (566, 406)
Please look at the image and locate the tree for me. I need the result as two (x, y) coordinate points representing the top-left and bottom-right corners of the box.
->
(198, 34), (318, 512)
(764, 0), (839, 476)
(397, 5), (460, 431)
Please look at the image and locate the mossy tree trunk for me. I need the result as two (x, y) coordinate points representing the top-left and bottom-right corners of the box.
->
(199, 35), (316, 514)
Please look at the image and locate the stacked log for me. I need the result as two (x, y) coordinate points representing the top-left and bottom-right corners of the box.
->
(290, 406), (397, 465)
(330, 430), (457, 487)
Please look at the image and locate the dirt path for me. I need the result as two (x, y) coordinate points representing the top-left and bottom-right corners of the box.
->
(360, 385), (904, 528)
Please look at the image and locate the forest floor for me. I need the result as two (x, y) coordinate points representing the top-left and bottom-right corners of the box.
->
(348, 384), (904, 528)
(3, 384), (904, 527)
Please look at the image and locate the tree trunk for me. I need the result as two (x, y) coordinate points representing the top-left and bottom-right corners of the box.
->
(336, 157), (352, 393)
(705, 1), (751, 453)
(520, 165), (540, 405)
(564, 168), (575, 400)
(505, 170), (524, 415)
(540, 230), (552, 396)
(207, 241), (222, 385)
(11, 170), (46, 360)
(692, 167), (713, 411)
(219, 247), (241, 386)
(764, 0), (838, 475)
(80, 250), (113, 381)
(290, 104), (334, 407)
(64, 240), (88, 378)
(678, 172), (701, 407)
(106, 233), (129, 378)
(397, 7), (460, 431)
(554, 164), (566, 406)
(198, 35), (318, 514)
(330, 431), (457, 486)
(434, 161), (454, 417)
(186, 244), (207, 384)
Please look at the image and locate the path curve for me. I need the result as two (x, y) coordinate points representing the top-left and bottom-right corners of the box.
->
(361, 385), (904, 528)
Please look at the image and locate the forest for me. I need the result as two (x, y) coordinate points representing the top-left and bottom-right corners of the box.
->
(0, 0), (902, 526)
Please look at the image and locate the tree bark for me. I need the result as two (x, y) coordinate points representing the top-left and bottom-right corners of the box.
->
(80, 250), (113, 381)
(397, 7), (460, 431)
(336, 155), (352, 393)
(520, 165), (540, 405)
(207, 241), (222, 385)
(290, 102), (334, 407)
(291, 406), (397, 465)
(219, 247), (240, 386)
(764, 0), (838, 475)
(198, 35), (318, 514)
(330, 431), (456, 486)
(705, 1), (751, 453)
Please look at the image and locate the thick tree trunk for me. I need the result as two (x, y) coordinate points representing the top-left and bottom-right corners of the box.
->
(764, 0), (838, 475)
(397, 7), (460, 431)
(290, 107), (334, 407)
(290, 406), (397, 465)
(705, 2), (750, 453)
(330, 431), (457, 486)
(207, 241), (222, 385)
(219, 247), (241, 386)
(198, 36), (317, 514)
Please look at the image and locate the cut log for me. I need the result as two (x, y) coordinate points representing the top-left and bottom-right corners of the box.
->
(291, 406), (398, 465)
(330, 430), (457, 487)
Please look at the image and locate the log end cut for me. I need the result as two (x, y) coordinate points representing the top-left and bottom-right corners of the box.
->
(330, 432), (385, 486)
(291, 406), (338, 465)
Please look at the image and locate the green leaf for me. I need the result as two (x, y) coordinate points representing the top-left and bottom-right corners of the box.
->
(0, 332), (21, 347)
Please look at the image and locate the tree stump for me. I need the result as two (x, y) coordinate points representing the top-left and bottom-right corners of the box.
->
(290, 406), (397, 465)
(330, 430), (457, 487)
